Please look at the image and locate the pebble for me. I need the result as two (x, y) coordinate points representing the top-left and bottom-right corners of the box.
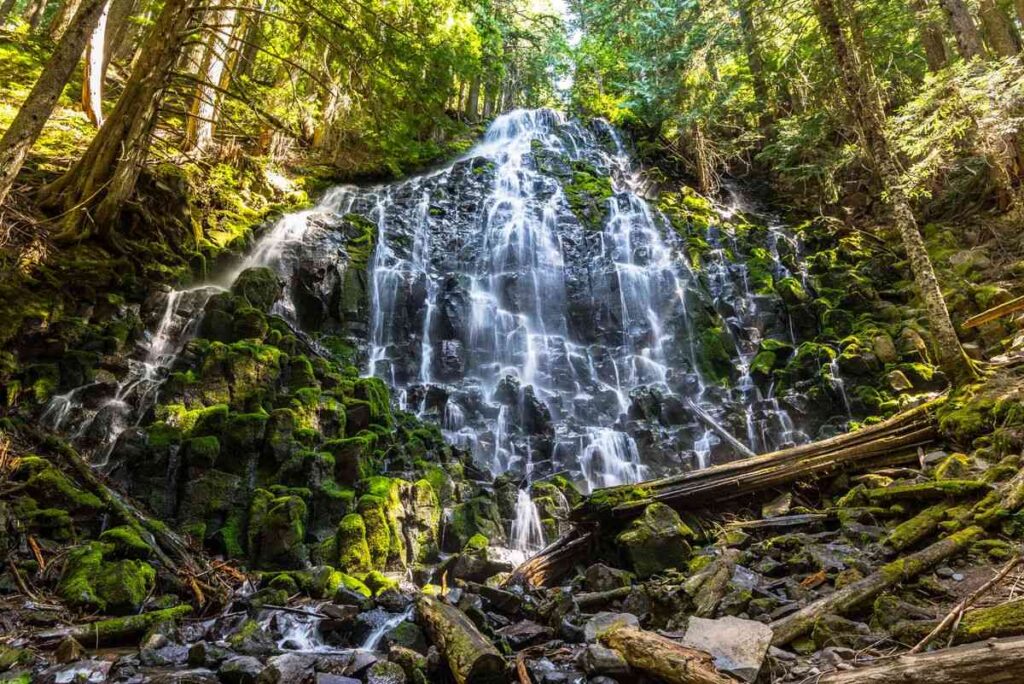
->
(936, 566), (954, 578)
(953, 573), (965, 582)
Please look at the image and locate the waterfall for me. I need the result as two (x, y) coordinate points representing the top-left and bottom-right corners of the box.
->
(510, 488), (545, 555)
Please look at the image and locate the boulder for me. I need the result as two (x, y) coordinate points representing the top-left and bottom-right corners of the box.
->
(680, 616), (772, 683)
(578, 644), (630, 678)
(614, 503), (694, 578)
(232, 267), (283, 312)
(583, 612), (639, 643)
(219, 655), (263, 684)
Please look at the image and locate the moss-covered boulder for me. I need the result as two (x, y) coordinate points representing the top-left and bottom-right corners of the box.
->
(58, 542), (156, 613)
(564, 161), (613, 231)
(445, 496), (506, 552)
(336, 513), (373, 575)
(615, 502), (694, 578)
(247, 490), (308, 569)
(231, 267), (282, 312)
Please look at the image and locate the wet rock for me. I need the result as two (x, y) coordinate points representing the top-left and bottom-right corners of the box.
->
(232, 267), (283, 312)
(584, 563), (633, 592)
(140, 643), (190, 667)
(366, 660), (407, 684)
(496, 620), (554, 648)
(680, 616), (772, 683)
(219, 655), (264, 684)
(578, 644), (630, 677)
(148, 669), (222, 683)
(188, 641), (232, 668)
(257, 652), (317, 683)
(315, 675), (361, 684)
(583, 612), (639, 643)
(383, 621), (428, 654)
(38, 659), (113, 684)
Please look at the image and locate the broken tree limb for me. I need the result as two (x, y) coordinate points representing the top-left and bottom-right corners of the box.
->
(685, 399), (756, 458)
(598, 624), (734, 684)
(575, 585), (633, 610)
(416, 595), (506, 684)
(963, 294), (1024, 329)
(684, 548), (740, 618)
(770, 525), (984, 646)
(817, 635), (1024, 683)
(908, 554), (1024, 653)
(507, 524), (598, 589)
(36, 605), (193, 646)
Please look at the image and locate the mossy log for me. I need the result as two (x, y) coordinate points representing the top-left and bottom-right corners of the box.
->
(506, 524), (598, 588)
(883, 503), (951, 552)
(575, 585), (634, 610)
(685, 548), (740, 618)
(817, 635), (1024, 683)
(416, 595), (505, 684)
(578, 399), (939, 522)
(770, 525), (984, 646)
(892, 597), (1024, 645)
(598, 624), (734, 684)
(36, 605), (192, 646)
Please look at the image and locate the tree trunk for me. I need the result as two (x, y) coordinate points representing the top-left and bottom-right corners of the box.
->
(41, 0), (196, 243)
(911, 0), (950, 71)
(47, 0), (82, 40)
(738, 0), (770, 123)
(770, 525), (984, 645)
(941, 0), (987, 60)
(81, 0), (110, 126)
(815, 0), (977, 384)
(101, 0), (136, 73)
(465, 76), (481, 122)
(0, 0), (108, 207)
(817, 636), (1024, 683)
(978, 0), (1021, 57)
(598, 625), (734, 684)
(1016, 0), (1024, 26)
(416, 596), (505, 684)
(0, 0), (17, 23)
(23, 0), (48, 30)
(233, 0), (264, 81)
(183, 5), (239, 152)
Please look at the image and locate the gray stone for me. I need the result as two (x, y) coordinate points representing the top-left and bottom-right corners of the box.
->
(219, 655), (263, 684)
(681, 616), (772, 683)
(584, 563), (633, 592)
(583, 612), (640, 643)
(315, 676), (360, 684)
(922, 450), (949, 466)
(578, 644), (630, 677)
(257, 653), (317, 683)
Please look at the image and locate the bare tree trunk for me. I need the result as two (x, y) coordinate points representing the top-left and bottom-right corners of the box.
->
(41, 0), (196, 245)
(81, 0), (110, 126)
(465, 76), (480, 122)
(911, 0), (950, 71)
(978, 0), (1021, 57)
(0, 0), (18, 23)
(47, 0), (82, 39)
(183, 5), (237, 152)
(23, 0), (48, 30)
(233, 0), (264, 81)
(815, 0), (977, 384)
(738, 0), (769, 117)
(102, 0), (136, 72)
(0, 0), (108, 207)
(941, 0), (987, 59)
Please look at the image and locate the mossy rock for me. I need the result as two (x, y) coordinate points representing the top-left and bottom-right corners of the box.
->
(564, 161), (613, 231)
(99, 526), (153, 559)
(59, 542), (155, 613)
(615, 502), (694, 579)
(231, 267), (282, 312)
(446, 496), (505, 552)
(247, 490), (308, 569)
(324, 433), (379, 486)
(336, 513), (373, 575)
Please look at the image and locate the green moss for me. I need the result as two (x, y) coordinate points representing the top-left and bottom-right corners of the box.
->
(21, 459), (103, 510)
(99, 526), (153, 559)
(336, 513), (372, 575)
(615, 503), (694, 579)
(564, 161), (613, 231)
(580, 484), (652, 517)
(231, 267), (282, 312)
(864, 480), (990, 504)
(58, 542), (155, 613)
(464, 533), (489, 554)
(340, 213), (378, 269)
(884, 504), (949, 552)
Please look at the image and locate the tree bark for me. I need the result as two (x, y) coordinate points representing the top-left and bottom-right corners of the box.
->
(911, 0), (950, 71)
(22, 0), (49, 30)
(81, 0), (110, 126)
(1016, 0), (1024, 26)
(0, 0), (17, 24)
(941, 0), (987, 60)
(183, 4), (239, 152)
(0, 0), (107, 207)
(101, 0), (135, 73)
(416, 596), (506, 684)
(465, 76), (481, 122)
(738, 0), (770, 124)
(817, 636), (1024, 683)
(47, 0), (82, 39)
(770, 525), (984, 645)
(41, 0), (196, 243)
(598, 625), (734, 684)
(978, 0), (1021, 57)
(815, 0), (977, 385)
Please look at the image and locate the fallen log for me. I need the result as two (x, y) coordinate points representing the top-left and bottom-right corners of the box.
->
(685, 399), (756, 458)
(578, 399), (939, 522)
(507, 525), (597, 588)
(817, 635), (1024, 683)
(598, 624), (734, 684)
(416, 595), (506, 684)
(963, 294), (1024, 330)
(35, 605), (193, 647)
(894, 595), (1024, 647)
(769, 525), (983, 645)
(685, 548), (740, 618)
(575, 585), (633, 610)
